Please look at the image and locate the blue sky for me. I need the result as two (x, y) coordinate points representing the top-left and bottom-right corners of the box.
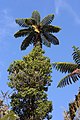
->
(0, 0), (80, 119)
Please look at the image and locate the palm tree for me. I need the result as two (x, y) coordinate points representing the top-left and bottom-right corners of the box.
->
(14, 10), (61, 50)
(52, 46), (80, 87)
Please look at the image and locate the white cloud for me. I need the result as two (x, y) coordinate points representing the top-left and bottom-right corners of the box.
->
(54, 0), (80, 25)
(0, 9), (17, 40)
(54, 0), (64, 15)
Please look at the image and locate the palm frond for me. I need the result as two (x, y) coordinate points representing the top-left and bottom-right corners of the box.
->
(72, 46), (80, 64)
(43, 32), (59, 45)
(52, 62), (78, 73)
(41, 14), (54, 26)
(16, 18), (36, 27)
(14, 28), (32, 38)
(21, 32), (34, 50)
(15, 18), (28, 27)
(43, 25), (61, 33)
(41, 34), (51, 47)
(57, 72), (80, 88)
(32, 10), (40, 24)
(25, 18), (37, 25)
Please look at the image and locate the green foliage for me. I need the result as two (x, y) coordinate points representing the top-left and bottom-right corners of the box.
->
(0, 91), (19, 120)
(0, 111), (19, 120)
(52, 46), (80, 87)
(32, 10), (40, 24)
(14, 10), (61, 50)
(8, 46), (52, 91)
(72, 46), (80, 64)
(10, 91), (52, 120)
(43, 25), (61, 33)
(8, 46), (52, 120)
(53, 62), (78, 73)
(40, 14), (54, 26)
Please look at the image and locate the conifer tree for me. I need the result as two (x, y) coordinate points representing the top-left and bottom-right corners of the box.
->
(8, 46), (52, 120)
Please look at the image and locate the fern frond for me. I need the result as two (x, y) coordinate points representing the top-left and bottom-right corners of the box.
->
(72, 46), (80, 64)
(57, 73), (80, 88)
(52, 62), (78, 73)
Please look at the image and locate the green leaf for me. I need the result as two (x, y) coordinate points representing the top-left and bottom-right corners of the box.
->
(16, 18), (36, 27)
(0, 111), (19, 120)
(21, 32), (34, 50)
(25, 18), (37, 25)
(14, 28), (32, 38)
(43, 32), (59, 45)
(15, 18), (28, 27)
(32, 10), (40, 24)
(41, 34), (51, 47)
(72, 46), (80, 64)
(57, 72), (80, 88)
(52, 62), (78, 73)
(41, 14), (54, 26)
(43, 25), (61, 33)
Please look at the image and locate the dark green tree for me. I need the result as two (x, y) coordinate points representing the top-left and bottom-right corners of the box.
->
(14, 10), (61, 50)
(52, 46), (80, 87)
(8, 46), (52, 120)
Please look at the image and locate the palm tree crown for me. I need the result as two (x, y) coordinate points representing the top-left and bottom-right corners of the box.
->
(52, 46), (80, 87)
(14, 10), (61, 50)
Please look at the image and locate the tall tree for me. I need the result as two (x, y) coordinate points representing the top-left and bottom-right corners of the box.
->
(8, 46), (52, 120)
(52, 46), (80, 87)
(14, 10), (61, 50)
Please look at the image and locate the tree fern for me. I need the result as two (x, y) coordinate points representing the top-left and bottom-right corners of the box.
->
(52, 46), (80, 87)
